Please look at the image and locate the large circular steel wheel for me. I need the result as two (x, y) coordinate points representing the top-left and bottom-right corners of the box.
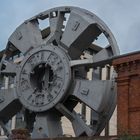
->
(0, 6), (119, 138)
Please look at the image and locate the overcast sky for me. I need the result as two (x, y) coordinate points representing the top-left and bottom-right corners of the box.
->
(0, 0), (140, 54)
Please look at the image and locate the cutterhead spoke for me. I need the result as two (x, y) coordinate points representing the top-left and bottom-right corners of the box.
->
(56, 103), (93, 136)
(72, 111), (94, 136)
(32, 111), (63, 138)
(48, 12), (65, 43)
(71, 79), (117, 135)
(44, 12), (65, 44)
(61, 9), (101, 59)
(93, 45), (114, 62)
(71, 79), (116, 113)
(0, 88), (21, 121)
(70, 45), (116, 68)
(1, 60), (19, 76)
(8, 20), (42, 55)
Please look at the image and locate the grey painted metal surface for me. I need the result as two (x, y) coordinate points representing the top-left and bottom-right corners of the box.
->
(0, 6), (119, 138)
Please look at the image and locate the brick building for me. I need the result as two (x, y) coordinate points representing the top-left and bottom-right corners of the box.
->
(113, 51), (140, 135)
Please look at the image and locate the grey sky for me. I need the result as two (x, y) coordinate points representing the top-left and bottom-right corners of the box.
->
(0, 0), (140, 54)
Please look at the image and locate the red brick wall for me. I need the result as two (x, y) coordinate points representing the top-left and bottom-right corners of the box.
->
(113, 52), (140, 135)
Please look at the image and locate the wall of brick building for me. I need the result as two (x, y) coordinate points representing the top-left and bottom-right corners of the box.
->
(113, 51), (140, 135)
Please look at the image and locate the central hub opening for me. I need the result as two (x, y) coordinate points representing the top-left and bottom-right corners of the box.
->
(30, 63), (54, 92)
